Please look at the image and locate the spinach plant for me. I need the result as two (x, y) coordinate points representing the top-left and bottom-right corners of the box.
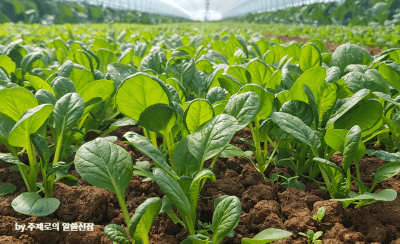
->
(75, 137), (162, 244)
(299, 230), (323, 244)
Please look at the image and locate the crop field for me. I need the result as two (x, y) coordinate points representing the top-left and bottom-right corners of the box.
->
(1, 21), (400, 244)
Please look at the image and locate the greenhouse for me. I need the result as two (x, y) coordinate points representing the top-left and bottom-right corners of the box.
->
(1, 0), (400, 243)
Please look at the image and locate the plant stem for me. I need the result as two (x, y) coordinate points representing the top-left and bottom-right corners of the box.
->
(209, 153), (220, 170)
(115, 187), (131, 226)
(164, 129), (177, 173)
(150, 131), (157, 148)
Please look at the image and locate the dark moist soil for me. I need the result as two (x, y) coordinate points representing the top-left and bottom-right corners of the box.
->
(262, 33), (385, 56)
(1, 126), (400, 244)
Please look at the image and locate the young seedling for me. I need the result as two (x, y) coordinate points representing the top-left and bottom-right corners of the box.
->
(299, 230), (323, 244)
(312, 207), (330, 225)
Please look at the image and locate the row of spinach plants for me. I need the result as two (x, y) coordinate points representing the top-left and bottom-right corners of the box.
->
(1, 27), (400, 243)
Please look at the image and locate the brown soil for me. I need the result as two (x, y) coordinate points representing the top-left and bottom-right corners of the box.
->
(262, 33), (385, 56)
(1, 126), (400, 244)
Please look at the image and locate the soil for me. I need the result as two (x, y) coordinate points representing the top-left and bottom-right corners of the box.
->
(262, 33), (385, 56)
(1, 126), (400, 244)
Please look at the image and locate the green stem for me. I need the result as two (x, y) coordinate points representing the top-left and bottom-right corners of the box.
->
(248, 120), (264, 172)
(324, 149), (336, 161)
(164, 130), (177, 173)
(208, 154), (219, 170)
(143, 127), (150, 139)
(150, 131), (157, 148)
(115, 187), (131, 226)
(17, 164), (33, 192)
(354, 159), (361, 181)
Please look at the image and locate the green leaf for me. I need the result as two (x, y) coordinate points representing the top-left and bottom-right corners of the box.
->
(104, 224), (131, 244)
(188, 114), (238, 165)
(0, 55), (16, 75)
(0, 112), (16, 139)
(331, 44), (369, 75)
(35, 89), (57, 105)
(324, 129), (348, 152)
(0, 87), (38, 122)
(245, 59), (273, 86)
(211, 196), (241, 244)
(119, 48), (134, 65)
(166, 56), (196, 88)
(78, 79), (114, 102)
(374, 161), (400, 184)
(272, 112), (321, 151)
(173, 136), (199, 176)
(11, 192), (60, 217)
(378, 63), (400, 93)
(25, 75), (55, 95)
(8, 104), (54, 148)
(189, 170), (216, 221)
(69, 64), (94, 92)
(21, 52), (44, 74)
(52, 77), (76, 99)
(206, 87), (227, 104)
(0, 184), (16, 197)
(153, 168), (191, 219)
(331, 189), (397, 202)
(289, 67), (326, 104)
(184, 99), (214, 134)
(218, 73), (243, 96)
(318, 83), (337, 119)
(103, 117), (138, 135)
(97, 48), (117, 74)
(299, 43), (321, 71)
(124, 132), (174, 176)
(220, 145), (244, 158)
(227, 66), (248, 85)
(107, 63), (138, 90)
(238, 84), (274, 120)
(241, 228), (293, 243)
(139, 104), (176, 134)
(224, 92), (260, 130)
(128, 197), (162, 244)
(53, 93), (85, 137)
(366, 150), (400, 162)
(140, 48), (166, 75)
(342, 126), (362, 172)
(343, 70), (390, 95)
(74, 50), (94, 73)
(116, 73), (171, 121)
(30, 133), (50, 166)
(279, 100), (313, 126)
(74, 138), (133, 194)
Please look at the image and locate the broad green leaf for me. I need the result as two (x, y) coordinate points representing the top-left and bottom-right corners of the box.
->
(279, 100), (313, 126)
(78, 79), (114, 102)
(241, 228), (293, 243)
(124, 132), (174, 175)
(289, 67), (326, 104)
(245, 59), (273, 86)
(326, 89), (371, 129)
(227, 66), (248, 85)
(153, 168), (190, 219)
(0, 112), (16, 139)
(74, 50), (94, 73)
(107, 63), (138, 90)
(21, 52), (44, 74)
(166, 56), (196, 88)
(219, 145), (244, 158)
(332, 189), (397, 202)
(52, 77), (76, 99)
(30, 133), (50, 165)
(331, 44), (370, 75)
(140, 48), (166, 75)
(104, 224), (130, 244)
(189, 170), (215, 221)
(35, 89), (57, 105)
(11, 193), (60, 217)
(263, 50), (275, 65)
(128, 197), (162, 244)
(303, 85), (319, 128)
(116, 73), (171, 121)
(324, 129), (348, 152)
(0, 87), (38, 122)
(343, 70), (390, 95)
(218, 73), (243, 96)
(69, 64), (94, 92)
(188, 114), (238, 164)
(366, 150), (400, 162)
(119, 48), (134, 65)
(206, 87), (227, 104)
(299, 43), (321, 71)
(74, 138), (133, 194)
(224, 92), (260, 130)
(318, 83), (337, 119)
(238, 84), (274, 120)
(103, 117), (138, 135)
(333, 98), (382, 131)
(173, 136), (199, 176)
(53, 93), (85, 137)
(374, 162), (400, 184)
(25, 75), (55, 95)
(211, 196), (241, 244)
(97, 49), (117, 74)
(342, 126), (361, 172)
(378, 63), (400, 92)
(0, 184), (16, 197)
(184, 99), (214, 133)
(139, 104), (176, 134)
(8, 104), (54, 148)
(272, 112), (321, 151)
(0, 55), (16, 75)
(265, 70), (282, 90)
